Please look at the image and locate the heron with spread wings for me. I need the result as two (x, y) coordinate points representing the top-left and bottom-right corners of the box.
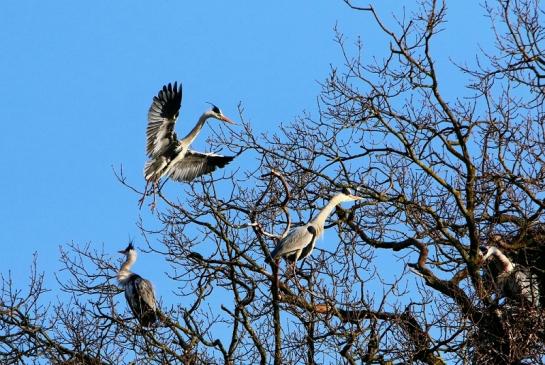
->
(141, 82), (236, 206)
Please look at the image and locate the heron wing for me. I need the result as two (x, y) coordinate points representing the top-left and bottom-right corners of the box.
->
(146, 82), (183, 157)
(125, 274), (157, 326)
(271, 226), (313, 260)
(135, 277), (157, 311)
(168, 150), (235, 182)
(512, 269), (540, 306)
(144, 155), (169, 182)
(298, 226), (318, 260)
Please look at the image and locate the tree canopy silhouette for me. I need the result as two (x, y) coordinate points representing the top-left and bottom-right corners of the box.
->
(3, 0), (545, 364)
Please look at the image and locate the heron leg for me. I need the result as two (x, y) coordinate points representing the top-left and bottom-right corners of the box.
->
(296, 261), (311, 281)
(290, 251), (301, 283)
(149, 181), (159, 211)
(138, 180), (151, 209)
(147, 177), (170, 212)
(293, 251), (302, 276)
(291, 262), (309, 294)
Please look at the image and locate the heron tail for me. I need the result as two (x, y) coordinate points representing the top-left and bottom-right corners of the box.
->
(140, 310), (158, 327)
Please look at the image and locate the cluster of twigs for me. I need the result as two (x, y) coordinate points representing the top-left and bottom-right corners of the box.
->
(4, 0), (545, 364)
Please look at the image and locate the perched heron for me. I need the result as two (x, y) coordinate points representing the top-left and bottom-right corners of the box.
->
(142, 82), (236, 204)
(270, 191), (363, 263)
(117, 243), (158, 326)
(286, 226), (318, 263)
(481, 245), (539, 307)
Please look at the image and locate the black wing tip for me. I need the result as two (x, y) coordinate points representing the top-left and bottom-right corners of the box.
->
(156, 81), (183, 101)
(204, 155), (236, 170)
(163, 81), (182, 93)
(215, 155), (235, 168)
(149, 81), (183, 119)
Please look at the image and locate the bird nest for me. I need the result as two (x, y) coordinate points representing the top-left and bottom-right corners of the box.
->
(470, 302), (545, 364)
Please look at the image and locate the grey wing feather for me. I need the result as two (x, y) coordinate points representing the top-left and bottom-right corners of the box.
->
(144, 155), (169, 181)
(168, 150), (235, 182)
(125, 284), (138, 313)
(136, 278), (157, 311)
(271, 226), (313, 260)
(125, 276), (157, 326)
(146, 82), (183, 157)
(511, 269), (540, 306)
(298, 229), (318, 260)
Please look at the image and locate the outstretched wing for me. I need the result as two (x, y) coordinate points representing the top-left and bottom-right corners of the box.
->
(125, 274), (157, 327)
(168, 150), (235, 182)
(271, 226), (313, 260)
(146, 82), (183, 157)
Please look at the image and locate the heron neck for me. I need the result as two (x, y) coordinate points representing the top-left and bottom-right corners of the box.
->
(485, 247), (514, 273)
(181, 112), (210, 146)
(310, 195), (344, 231)
(117, 251), (137, 284)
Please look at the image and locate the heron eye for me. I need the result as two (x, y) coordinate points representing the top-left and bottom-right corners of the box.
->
(212, 106), (221, 114)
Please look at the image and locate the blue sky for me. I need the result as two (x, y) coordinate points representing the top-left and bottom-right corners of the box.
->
(1, 0), (491, 340)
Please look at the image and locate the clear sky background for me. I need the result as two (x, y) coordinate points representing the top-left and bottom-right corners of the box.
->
(1, 0), (491, 345)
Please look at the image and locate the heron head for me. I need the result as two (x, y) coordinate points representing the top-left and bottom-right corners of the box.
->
(336, 187), (364, 203)
(207, 103), (237, 125)
(118, 242), (135, 255)
(478, 245), (489, 261)
(479, 245), (504, 265)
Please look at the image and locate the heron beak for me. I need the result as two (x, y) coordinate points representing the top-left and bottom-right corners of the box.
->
(220, 115), (237, 125)
(118, 250), (125, 254)
(350, 195), (364, 201)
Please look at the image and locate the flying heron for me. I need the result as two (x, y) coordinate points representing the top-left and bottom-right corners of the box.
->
(141, 82), (236, 205)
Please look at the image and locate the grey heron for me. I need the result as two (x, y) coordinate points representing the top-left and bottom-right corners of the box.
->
(141, 82), (236, 204)
(117, 243), (158, 326)
(481, 245), (539, 307)
(270, 191), (363, 263)
(286, 225), (318, 263)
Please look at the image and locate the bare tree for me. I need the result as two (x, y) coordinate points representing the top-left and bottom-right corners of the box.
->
(3, 0), (545, 364)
